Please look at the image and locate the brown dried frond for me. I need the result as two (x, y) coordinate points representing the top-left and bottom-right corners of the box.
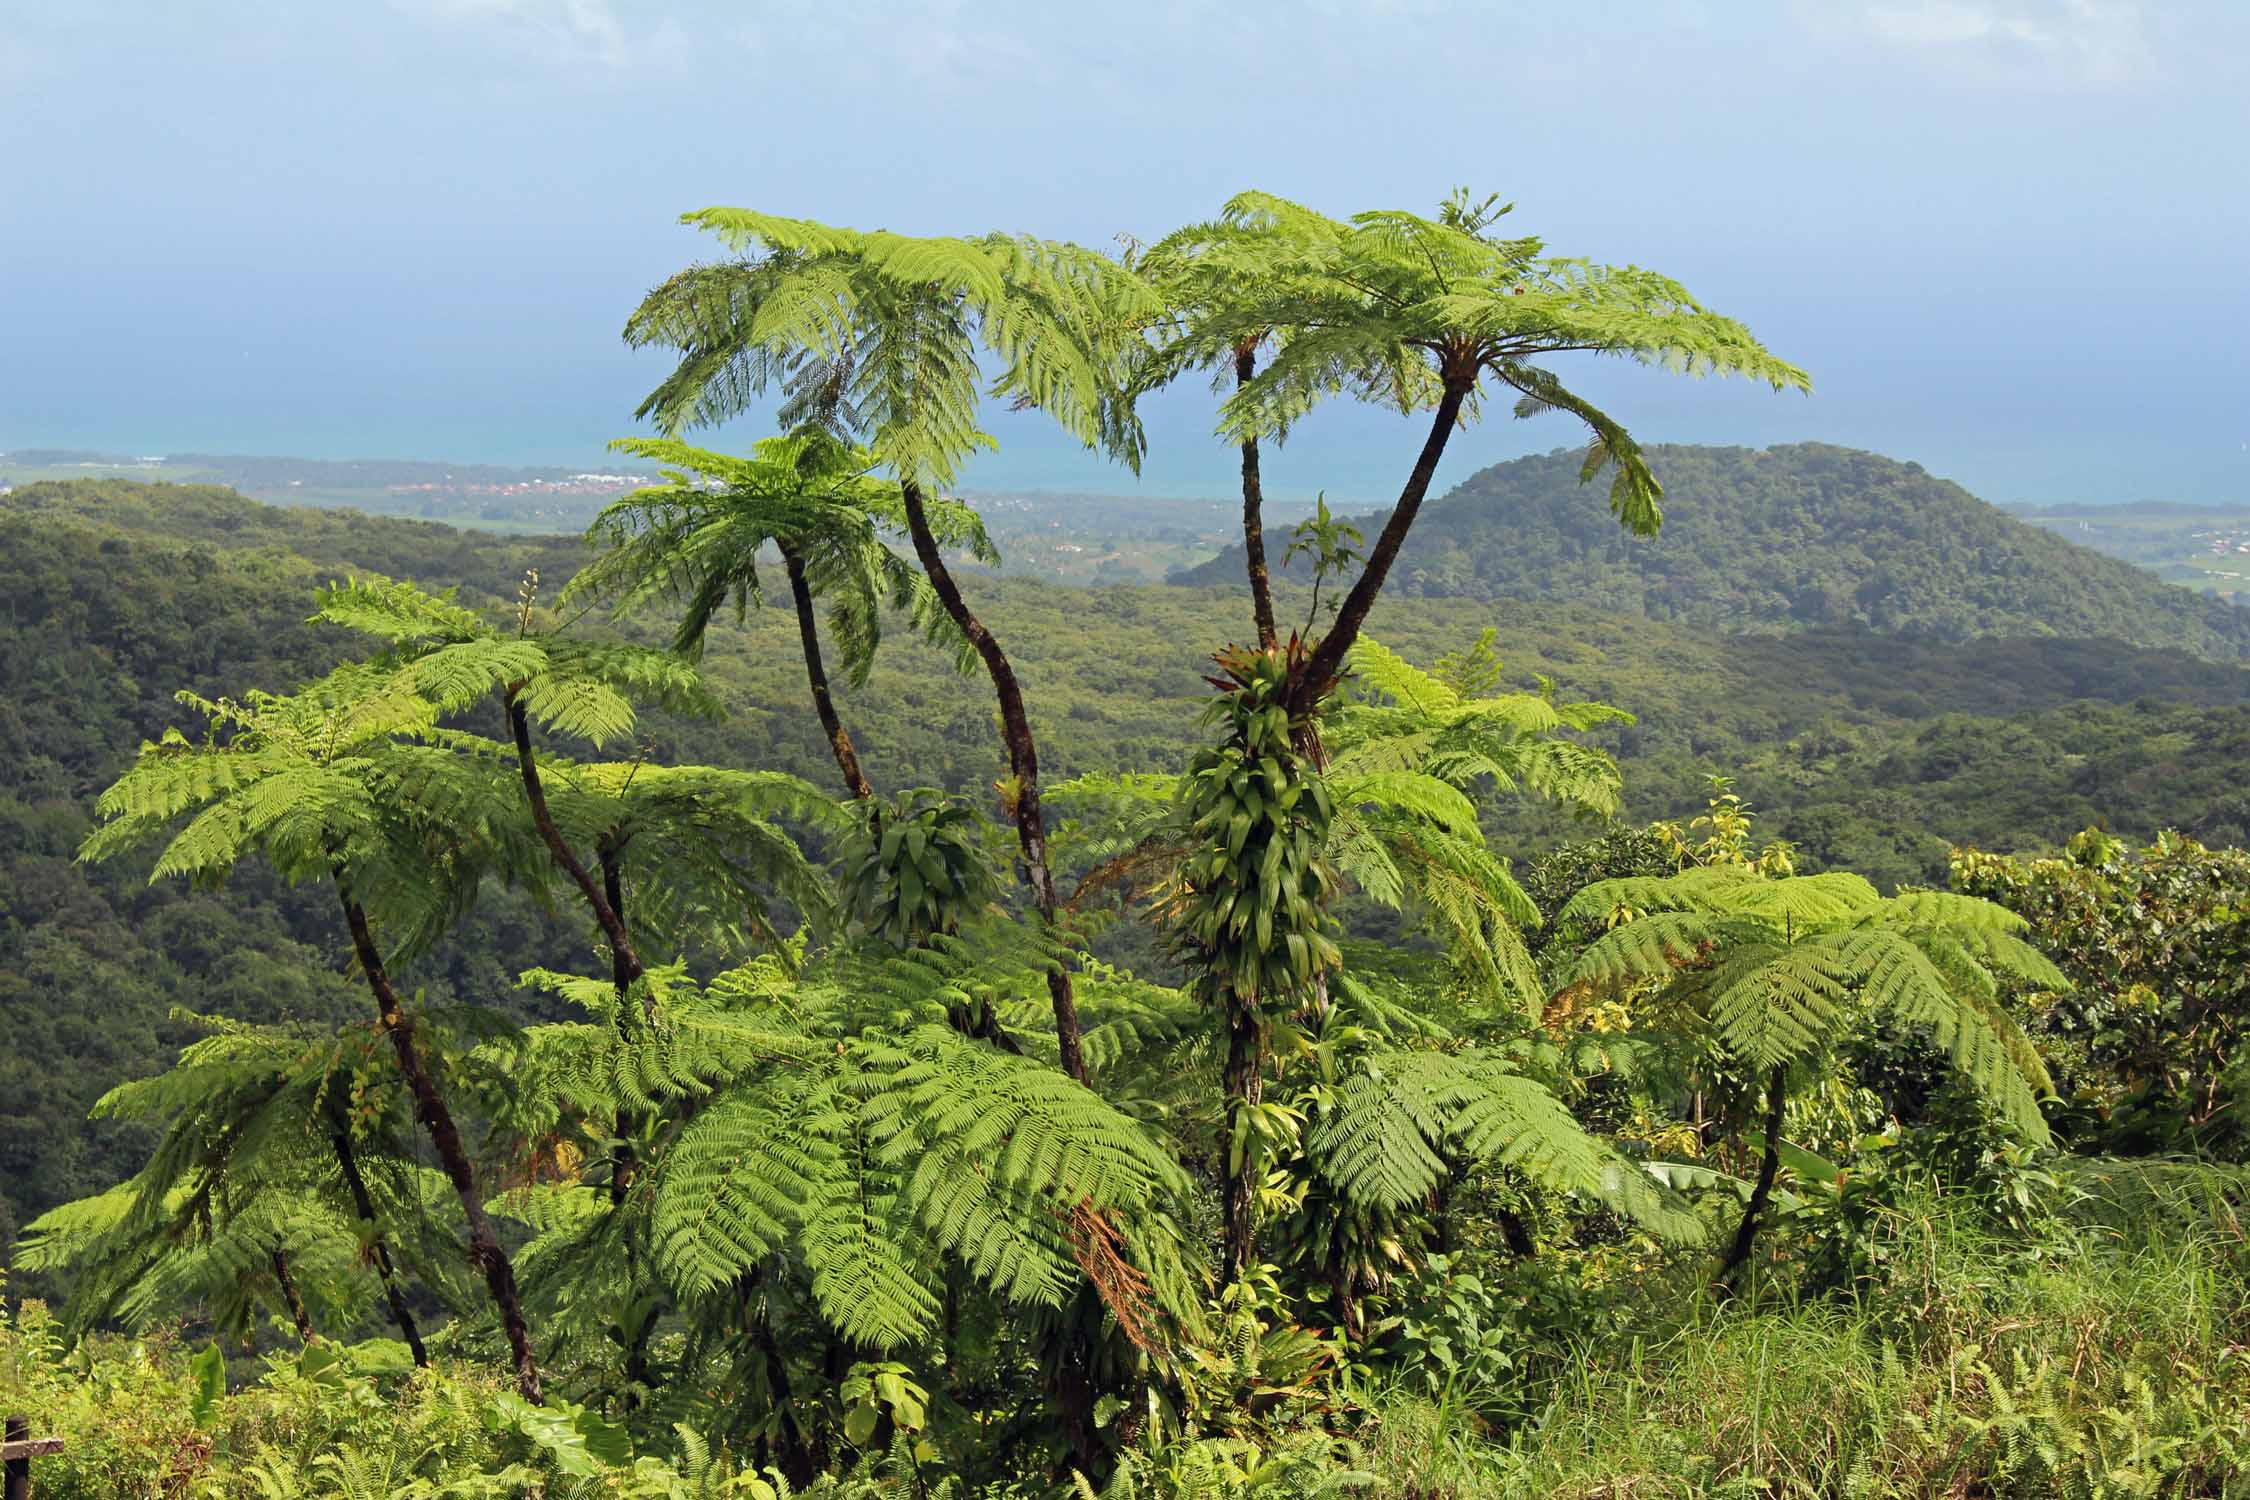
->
(1061, 1198), (1157, 1352)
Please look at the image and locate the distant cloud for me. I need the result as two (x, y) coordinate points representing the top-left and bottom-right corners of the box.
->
(1800, 0), (2160, 88)
(389, 0), (689, 71)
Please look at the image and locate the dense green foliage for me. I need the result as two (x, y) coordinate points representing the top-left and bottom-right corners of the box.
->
(11, 1156), (2250, 1496)
(9, 481), (2250, 1247)
(1178, 444), (2250, 659)
(11, 185), (2250, 1499)
(1956, 830), (2250, 1159)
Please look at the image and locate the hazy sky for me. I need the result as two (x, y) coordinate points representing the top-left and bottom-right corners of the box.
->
(4, 1), (2244, 507)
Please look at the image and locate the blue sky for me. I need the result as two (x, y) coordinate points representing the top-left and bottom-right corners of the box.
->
(3, 1), (2244, 506)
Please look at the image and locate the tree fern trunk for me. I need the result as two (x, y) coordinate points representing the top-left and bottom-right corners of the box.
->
(781, 543), (875, 801)
(600, 843), (642, 1210)
(898, 478), (1087, 1084)
(1291, 380), (1471, 713)
(599, 844), (658, 1407)
(330, 1127), (429, 1368)
(1048, 1310), (1105, 1477)
(270, 1247), (313, 1343)
(506, 697), (646, 991)
(739, 1272), (819, 1489)
(594, 850), (657, 1412)
(1220, 993), (1264, 1282)
(340, 890), (543, 1403)
(1494, 1205), (1536, 1259)
(1235, 346), (1278, 653)
(1716, 1064), (1788, 1297)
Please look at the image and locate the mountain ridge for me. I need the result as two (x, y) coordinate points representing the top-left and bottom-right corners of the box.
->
(1173, 442), (2250, 659)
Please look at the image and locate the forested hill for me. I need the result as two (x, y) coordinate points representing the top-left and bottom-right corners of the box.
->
(8, 477), (2250, 1245)
(0, 477), (585, 584)
(1172, 443), (2250, 659)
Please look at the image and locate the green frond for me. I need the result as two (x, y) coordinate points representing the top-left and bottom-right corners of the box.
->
(1705, 944), (1856, 1070)
(1721, 870), (1882, 926)
(1307, 1050), (1696, 1240)
(1552, 866), (1759, 929)
(1565, 910), (1732, 989)
(654, 1088), (840, 1299)
(312, 576), (490, 644)
(1328, 770), (1480, 839)
(800, 1126), (944, 1350)
(1346, 638), (1458, 716)
(1817, 928), (2054, 1141)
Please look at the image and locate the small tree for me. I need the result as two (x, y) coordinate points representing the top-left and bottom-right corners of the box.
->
(570, 429), (990, 803)
(1143, 189), (1810, 717)
(1325, 632), (1632, 1008)
(624, 211), (1161, 1085)
(20, 1014), (444, 1364)
(1554, 861), (2065, 1292)
(79, 667), (547, 1398)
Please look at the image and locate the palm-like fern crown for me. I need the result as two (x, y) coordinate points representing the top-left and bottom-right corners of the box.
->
(1558, 867), (2067, 1142)
(75, 662), (513, 949)
(568, 429), (989, 682)
(566, 756), (849, 953)
(1143, 189), (1811, 530)
(312, 576), (720, 746)
(623, 210), (1162, 485)
(325, 576), (859, 959)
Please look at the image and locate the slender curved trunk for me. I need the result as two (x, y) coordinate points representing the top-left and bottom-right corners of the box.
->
(330, 1127), (429, 1368)
(1048, 1311), (1105, 1477)
(1328, 1256), (1363, 1343)
(1290, 380), (1472, 713)
(506, 698), (644, 984)
(270, 1248), (313, 1343)
(898, 479), (1087, 1084)
(340, 889), (542, 1402)
(1235, 347), (1278, 653)
(599, 842), (641, 1210)
(599, 843), (658, 1405)
(1219, 998), (1264, 1283)
(780, 543), (875, 801)
(1716, 1064), (1789, 1297)
(900, 477), (1113, 1469)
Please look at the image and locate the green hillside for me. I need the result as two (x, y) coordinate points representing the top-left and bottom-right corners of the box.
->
(1174, 443), (2250, 658)
(6, 478), (2249, 1248)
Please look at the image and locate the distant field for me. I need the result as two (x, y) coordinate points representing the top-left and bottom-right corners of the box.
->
(2011, 501), (2250, 603)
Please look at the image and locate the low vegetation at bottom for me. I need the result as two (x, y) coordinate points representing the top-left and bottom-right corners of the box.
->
(7, 1156), (2245, 1498)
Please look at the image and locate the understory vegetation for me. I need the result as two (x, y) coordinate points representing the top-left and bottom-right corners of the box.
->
(7, 190), (2249, 1498)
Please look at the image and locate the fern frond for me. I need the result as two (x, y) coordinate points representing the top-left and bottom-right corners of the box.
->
(1706, 944), (1855, 1069)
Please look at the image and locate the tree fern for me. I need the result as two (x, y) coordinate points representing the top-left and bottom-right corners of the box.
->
(1554, 845), (2067, 1288)
(1134, 189), (1808, 712)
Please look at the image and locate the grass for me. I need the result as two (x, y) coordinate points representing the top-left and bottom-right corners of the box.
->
(1344, 1165), (2250, 1498)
